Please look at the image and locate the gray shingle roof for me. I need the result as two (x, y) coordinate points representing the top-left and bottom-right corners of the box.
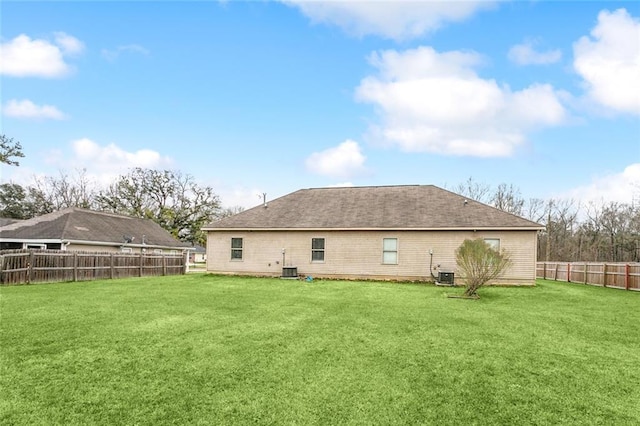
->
(0, 218), (22, 227)
(204, 185), (544, 230)
(0, 208), (191, 248)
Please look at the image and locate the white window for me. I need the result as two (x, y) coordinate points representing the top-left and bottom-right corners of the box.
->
(382, 238), (398, 264)
(484, 238), (500, 252)
(311, 238), (325, 262)
(231, 238), (243, 260)
(153, 249), (162, 254)
(26, 244), (46, 250)
(121, 247), (133, 253)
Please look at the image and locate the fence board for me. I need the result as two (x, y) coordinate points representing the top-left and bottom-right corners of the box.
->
(0, 249), (186, 285)
(537, 261), (640, 292)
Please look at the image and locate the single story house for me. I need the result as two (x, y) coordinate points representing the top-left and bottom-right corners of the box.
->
(188, 245), (207, 264)
(203, 185), (545, 285)
(0, 207), (192, 255)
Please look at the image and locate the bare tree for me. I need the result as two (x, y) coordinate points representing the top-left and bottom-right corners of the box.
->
(452, 177), (492, 204)
(491, 183), (525, 216)
(32, 169), (97, 210)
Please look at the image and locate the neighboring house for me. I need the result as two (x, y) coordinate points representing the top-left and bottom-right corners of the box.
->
(0, 207), (192, 255)
(189, 245), (207, 264)
(203, 185), (545, 285)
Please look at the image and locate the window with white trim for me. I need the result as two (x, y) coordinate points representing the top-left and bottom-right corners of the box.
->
(311, 238), (325, 262)
(382, 238), (398, 264)
(121, 247), (133, 253)
(484, 238), (500, 252)
(231, 238), (243, 260)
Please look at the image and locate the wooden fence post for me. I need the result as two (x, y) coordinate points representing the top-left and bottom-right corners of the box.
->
(583, 262), (588, 284)
(162, 255), (167, 276)
(28, 251), (35, 284)
(567, 263), (571, 282)
(603, 263), (607, 288)
(625, 264), (630, 291)
(139, 253), (144, 277)
(73, 252), (78, 282)
(110, 253), (114, 279)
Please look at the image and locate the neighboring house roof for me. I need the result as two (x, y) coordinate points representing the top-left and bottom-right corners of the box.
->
(0, 218), (22, 227)
(0, 207), (191, 249)
(204, 185), (544, 231)
(190, 245), (206, 254)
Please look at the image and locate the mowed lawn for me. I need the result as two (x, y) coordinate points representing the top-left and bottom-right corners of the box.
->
(1, 275), (639, 425)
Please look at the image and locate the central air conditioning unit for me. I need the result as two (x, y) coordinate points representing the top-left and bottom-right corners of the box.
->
(437, 271), (455, 286)
(281, 266), (298, 279)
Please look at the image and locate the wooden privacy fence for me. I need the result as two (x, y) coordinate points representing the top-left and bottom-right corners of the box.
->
(0, 249), (186, 285)
(536, 262), (640, 291)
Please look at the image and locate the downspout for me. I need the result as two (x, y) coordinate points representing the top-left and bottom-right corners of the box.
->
(429, 249), (438, 281)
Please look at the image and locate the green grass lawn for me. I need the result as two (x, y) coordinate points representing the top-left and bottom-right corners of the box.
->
(1, 276), (639, 425)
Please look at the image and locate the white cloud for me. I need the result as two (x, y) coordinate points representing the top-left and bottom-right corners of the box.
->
(72, 138), (172, 170)
(565, 163), (640, 205)
(2, 99), (67, 120)
(573, 8), (640, 115)
(101, 44), (150, 61)
(326, 182), (354, 188)
(54, 32), (84, 55)
(0, 32), (84, 78)
(508, 39), (562, 65)
(281, 0), (497, 40)
(41, 138), (173, 185)
(356, 46), (568, 157)
(305, 140), (367, 179)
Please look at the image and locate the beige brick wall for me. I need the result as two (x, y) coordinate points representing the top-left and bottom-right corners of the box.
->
(206, 229), (538, 285)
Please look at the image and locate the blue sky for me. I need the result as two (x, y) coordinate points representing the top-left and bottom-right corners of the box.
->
(1, 1), (639, 209)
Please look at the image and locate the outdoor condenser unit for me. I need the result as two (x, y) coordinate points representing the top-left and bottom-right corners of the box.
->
(438, 271), (455, 285)
(281, 266), (298, 278)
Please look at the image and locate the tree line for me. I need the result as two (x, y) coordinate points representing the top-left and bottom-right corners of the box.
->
(452, 178), (640, 263)
(2, 135), (638, 260)
(1, 135), (240, 246)
(0, 168), (240, 246)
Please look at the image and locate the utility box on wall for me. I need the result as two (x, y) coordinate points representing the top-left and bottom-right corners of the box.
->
(438, 271), (455, 285)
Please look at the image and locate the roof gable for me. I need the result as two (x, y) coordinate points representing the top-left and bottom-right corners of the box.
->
(204, 185), (543, 230)
(0, 208), (190, 248)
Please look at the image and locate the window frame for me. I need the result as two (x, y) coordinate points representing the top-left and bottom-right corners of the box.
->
(311, 238), (325, 263)
(484, 238), (501, 252)
(231, 237), (243, 261)
(382, 238), (398, 265)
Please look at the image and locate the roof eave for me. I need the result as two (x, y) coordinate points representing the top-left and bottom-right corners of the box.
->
(204, 226), (545, 232)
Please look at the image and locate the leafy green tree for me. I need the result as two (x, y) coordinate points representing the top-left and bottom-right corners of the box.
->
(96, 168), (221, 245)
(0, 135), (25, 166)
(456, 238), (512, 297)
(0, 183), (53, 219)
